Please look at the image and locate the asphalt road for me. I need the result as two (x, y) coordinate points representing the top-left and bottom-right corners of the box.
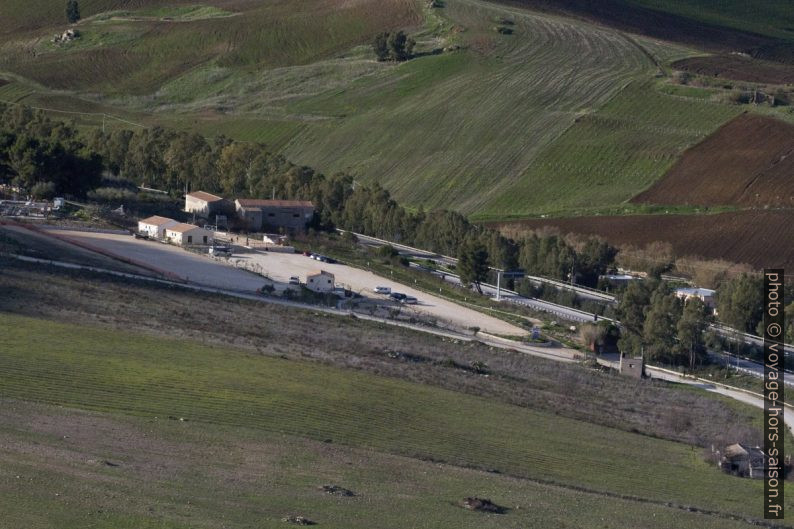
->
(346, 230), (617, 304)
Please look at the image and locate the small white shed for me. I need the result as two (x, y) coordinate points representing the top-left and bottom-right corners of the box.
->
(165, 223), (214, 246)
(138, 215), (178, 239)
(306, 270), (335, 293)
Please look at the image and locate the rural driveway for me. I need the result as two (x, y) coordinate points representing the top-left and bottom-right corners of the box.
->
(43, 229), (525, 336)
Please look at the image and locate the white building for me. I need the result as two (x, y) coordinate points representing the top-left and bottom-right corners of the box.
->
(306, 270), (335, 293)
(185, 191), (224, 218)
(164, 223), (214, 246)
(675, 287), (717, 310)
(137, 215), (178, 239)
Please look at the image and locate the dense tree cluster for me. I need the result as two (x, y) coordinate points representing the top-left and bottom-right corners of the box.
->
(616, 280), (712, 367)
(373, 31), (415, 62)
(0, 105), (101, 198)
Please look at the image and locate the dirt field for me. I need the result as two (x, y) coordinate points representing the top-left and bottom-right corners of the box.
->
(46, 229), (524, 335)
(632, 113), (794, 208)
(493, 210), (794, 270)
(672, 55), (794, 85)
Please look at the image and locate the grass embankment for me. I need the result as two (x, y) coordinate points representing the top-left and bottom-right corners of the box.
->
(0, 311), (790, 522)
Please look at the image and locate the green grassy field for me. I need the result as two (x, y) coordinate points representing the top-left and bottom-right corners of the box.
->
(0, 312), (790, 524)
(474, 79), (742, 219)
(0, 400), (762, 529)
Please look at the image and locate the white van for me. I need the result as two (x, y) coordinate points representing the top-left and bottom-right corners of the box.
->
(374, 286), (391, 295)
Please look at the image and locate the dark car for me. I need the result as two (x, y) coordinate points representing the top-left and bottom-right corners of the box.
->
(390, 292), (407, 301)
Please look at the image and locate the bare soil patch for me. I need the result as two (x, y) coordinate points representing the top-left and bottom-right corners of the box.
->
(632, 113), (794, 208)
(492, 210), (794, 271)
(672, 55), (794, 85)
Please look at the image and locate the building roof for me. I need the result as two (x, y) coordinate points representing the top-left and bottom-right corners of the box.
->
(307, 270), (334, 278)
(166, 222), (201, 234)
(139, 215), (176, 226)
(676, 287), (716, 297)
(724, 443), (765, 462)
(236, 198), (314, 208)
(187, 191), (224, 203)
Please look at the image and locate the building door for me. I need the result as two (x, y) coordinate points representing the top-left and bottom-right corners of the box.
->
(187, 236), (193, 244)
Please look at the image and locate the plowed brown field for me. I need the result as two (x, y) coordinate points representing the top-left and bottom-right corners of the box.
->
(632, 113), (794, 207)
(672, 55), (794, 85)
(491, 210), (794, 269)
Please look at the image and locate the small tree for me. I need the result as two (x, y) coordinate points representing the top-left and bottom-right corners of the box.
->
(374, 31), (415, 62)
(643, 286), (682, 364)
(373, 32), (390, 61)
(66, 0), (80, 23)
(458, 239), (489, 294)
(676, 297), (710, 371)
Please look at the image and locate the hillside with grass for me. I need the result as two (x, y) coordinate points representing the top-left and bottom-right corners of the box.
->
(0, 0), (792, 223)
(1, 306), (791, 526)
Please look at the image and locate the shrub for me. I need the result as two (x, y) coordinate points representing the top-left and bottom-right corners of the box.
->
(30, 181), (57, 200)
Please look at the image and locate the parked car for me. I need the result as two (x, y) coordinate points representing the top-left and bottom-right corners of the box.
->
(389, 292), (407, 301)
(374, 286), (391, 295)
(132, 232), (147, 240)
(289, 276), (300, 285)
(402, 296), (418, 304)
(209, 246), (232, 257)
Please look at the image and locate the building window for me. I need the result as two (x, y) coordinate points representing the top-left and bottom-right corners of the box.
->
(268, 213), (275, 217)
(187, 236), (192, 244)
(293, 213), (300, 218)
(203, 236), (208, 244)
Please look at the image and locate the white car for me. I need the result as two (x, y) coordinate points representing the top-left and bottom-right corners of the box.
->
(374, 286), (391, 295)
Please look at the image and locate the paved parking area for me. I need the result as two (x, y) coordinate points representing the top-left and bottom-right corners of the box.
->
(44, 229), (525, 335)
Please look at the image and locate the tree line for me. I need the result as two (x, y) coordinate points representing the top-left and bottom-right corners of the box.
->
(3, 105), (788, 363)
(0, 105), (101, 198)
(0, 105), (620, 291)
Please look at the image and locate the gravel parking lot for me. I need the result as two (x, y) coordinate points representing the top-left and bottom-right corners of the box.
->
(44, 229), (525, 335)
(44, 229), (265, 292)
(233, 249), (525, 335)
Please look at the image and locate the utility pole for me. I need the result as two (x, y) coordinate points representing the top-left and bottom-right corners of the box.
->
(495, 270), (502, 301)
